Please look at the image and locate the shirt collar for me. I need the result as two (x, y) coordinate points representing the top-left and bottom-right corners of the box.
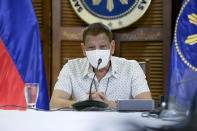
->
(82, 58), (92, 78)
(82, 56), (119, 79)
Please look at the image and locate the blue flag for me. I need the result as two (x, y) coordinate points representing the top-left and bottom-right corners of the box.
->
(0, 0), (49, 110)
(167, 0), (197, 110)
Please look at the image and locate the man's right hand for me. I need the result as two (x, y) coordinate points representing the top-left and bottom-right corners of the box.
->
(86, 91), (104, 102)
(86, 91), (117, 109)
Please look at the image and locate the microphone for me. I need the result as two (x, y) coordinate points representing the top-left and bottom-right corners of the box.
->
(71, 58), (109, 111)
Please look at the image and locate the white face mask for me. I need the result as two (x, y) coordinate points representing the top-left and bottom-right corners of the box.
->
(85, 49), (111, 70)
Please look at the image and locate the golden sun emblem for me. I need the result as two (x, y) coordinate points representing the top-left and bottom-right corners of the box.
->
(185, 13), (197, 45)
(92, 0), (128, 12)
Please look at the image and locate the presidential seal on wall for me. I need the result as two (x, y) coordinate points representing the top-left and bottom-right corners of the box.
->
(69, 0), (151, 30)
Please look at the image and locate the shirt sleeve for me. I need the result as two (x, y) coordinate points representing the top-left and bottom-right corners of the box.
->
(54, 62), (72, 95)
(130, 60), (150, 98)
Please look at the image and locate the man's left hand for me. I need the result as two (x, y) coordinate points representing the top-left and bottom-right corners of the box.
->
(87, 91), (117, 109)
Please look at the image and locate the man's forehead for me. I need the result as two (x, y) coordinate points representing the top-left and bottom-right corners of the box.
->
(85, 33), (110, 42)
(86, 33), (108, 38)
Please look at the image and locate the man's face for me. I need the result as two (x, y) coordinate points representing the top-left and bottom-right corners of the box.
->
(81, 33), (115, 56)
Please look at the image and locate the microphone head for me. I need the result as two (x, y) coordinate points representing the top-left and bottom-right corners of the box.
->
(98, 58), (102, 65)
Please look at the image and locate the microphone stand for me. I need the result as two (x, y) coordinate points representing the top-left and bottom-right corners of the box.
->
(89, 58), (102, 101)
(71, 59), (109, 111)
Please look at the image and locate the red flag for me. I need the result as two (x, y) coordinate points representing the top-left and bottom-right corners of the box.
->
(0, 38), (26, 110)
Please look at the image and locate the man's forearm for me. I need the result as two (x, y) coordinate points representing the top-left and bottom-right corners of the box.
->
(50, 98), (77, 110)
(134, 92), (152, 100)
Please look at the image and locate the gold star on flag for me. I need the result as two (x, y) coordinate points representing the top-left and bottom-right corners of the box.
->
(185, 13), (197, 45)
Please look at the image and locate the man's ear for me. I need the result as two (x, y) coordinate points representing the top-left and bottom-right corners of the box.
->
(81, 43), (86, 56)
(110, 40), (115, 55)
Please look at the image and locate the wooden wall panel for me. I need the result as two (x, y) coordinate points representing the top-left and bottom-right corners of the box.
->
(132, 0), (163, 27)
(120, 42), (163, 103)
(33, 0), (43, 28)
(61, 0), (86, 26)
(60, 41), (83, 67)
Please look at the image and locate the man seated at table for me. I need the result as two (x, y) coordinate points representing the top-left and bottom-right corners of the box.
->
(50, 23), (152, 109)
